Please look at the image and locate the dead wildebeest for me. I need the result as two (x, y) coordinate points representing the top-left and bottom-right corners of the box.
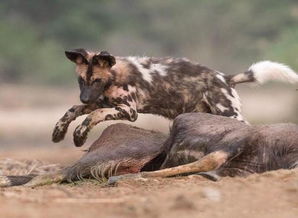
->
(1, 113), (298, 187)
(108, 112), (298, 183)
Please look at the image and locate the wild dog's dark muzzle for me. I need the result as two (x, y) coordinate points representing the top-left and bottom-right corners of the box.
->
(80, 87), (94, 104)
(80, 84), (105, 104)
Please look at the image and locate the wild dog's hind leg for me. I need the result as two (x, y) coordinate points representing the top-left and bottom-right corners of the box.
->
(73, 104), (138, 147)
(108, 150), (229, 184)
(203, 87), (248, 123)
(52, 104), (97, 142)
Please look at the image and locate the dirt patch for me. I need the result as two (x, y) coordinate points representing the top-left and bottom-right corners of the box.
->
(0, 158), (297, 218)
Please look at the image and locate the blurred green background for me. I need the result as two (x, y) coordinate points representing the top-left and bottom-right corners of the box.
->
(0, 0), (297, 162)
(1, 0), (298, 85)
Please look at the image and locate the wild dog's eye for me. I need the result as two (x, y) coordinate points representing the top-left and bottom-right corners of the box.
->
(92, 58), (98, 65)
(78, 76), (85, 85)
(92, 79), (102, 85)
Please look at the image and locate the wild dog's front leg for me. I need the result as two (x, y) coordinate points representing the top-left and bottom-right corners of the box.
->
(73, 104), (138, 147)
(52, 104), (97, 142)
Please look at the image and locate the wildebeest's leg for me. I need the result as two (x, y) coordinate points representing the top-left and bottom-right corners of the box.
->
(0, 172), (65, 187)
(108, 150), (229, 184)
(73, 104), (138, 147)
(52, 104), (97, 142)
(142, 150), (228, 177)
(24, 173), (65, 187)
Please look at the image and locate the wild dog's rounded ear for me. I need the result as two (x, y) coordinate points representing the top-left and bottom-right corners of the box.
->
(65, 49), (88, 64)
(93, 51), (116, 68)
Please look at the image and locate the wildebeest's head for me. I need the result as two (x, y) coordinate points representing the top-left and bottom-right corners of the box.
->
(65, 49), (116, 104)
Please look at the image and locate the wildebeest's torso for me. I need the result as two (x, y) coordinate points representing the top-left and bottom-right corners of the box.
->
(219, 123), (298, 177)
(162, 113), (298, 177)
(161, 113), (249, 168)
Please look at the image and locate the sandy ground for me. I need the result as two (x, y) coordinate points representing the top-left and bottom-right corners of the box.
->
(0, 84), (297, 218)
(0, 157), (297, 218)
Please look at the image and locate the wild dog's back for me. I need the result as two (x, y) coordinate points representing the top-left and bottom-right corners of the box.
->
(121, 56), (243, 120)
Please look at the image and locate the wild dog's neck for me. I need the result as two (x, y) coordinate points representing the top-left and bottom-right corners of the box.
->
(111, 57), (135, 85)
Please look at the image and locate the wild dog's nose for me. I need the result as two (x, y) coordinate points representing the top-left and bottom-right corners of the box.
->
(80, 96), (89, 104)
(80, 85), (96, 104)
(80, 92), (92, 104)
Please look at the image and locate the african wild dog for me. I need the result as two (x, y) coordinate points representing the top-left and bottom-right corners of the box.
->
(1, 113), (298, 187)
(52, 49), (298, 147)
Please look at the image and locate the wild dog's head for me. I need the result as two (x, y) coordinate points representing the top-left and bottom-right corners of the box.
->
(65, 49), (116, 104)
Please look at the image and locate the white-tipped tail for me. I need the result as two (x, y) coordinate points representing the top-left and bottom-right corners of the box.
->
(230, 60), (298, 85)
(248, 61), (298, 84)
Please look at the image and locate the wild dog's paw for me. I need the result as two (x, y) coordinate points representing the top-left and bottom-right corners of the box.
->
(73, 125), (89, 147)
(52, 122), (68, 143)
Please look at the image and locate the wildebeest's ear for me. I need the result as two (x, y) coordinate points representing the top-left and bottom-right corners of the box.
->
(93, 51), (116, 68)
(65, 49), (88, 64)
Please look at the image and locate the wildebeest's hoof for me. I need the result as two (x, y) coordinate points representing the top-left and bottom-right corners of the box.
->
(196, 171), (221, 182)
(52, 123), (67, 143)
(108, 173), (143, 185)
(73, 125), (89, 147)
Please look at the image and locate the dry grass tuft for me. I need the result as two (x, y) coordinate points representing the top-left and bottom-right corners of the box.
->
(0, 158), (62, 176)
